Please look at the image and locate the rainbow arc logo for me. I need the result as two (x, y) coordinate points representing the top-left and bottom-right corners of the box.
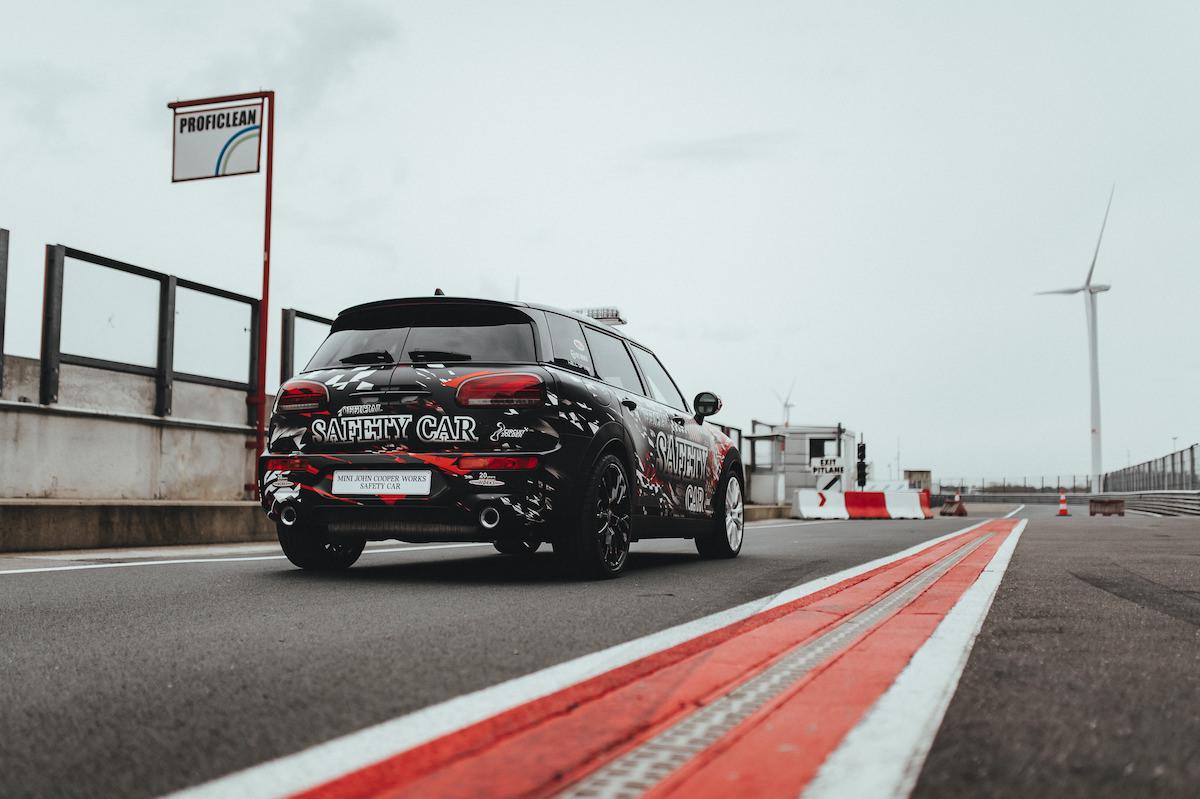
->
(215, 125), (261, 176)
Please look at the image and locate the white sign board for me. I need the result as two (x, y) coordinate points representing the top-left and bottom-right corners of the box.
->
(810, 456), (845, 475)
(172, 102), (263, 182)
(817, 473), (843, 492)
(332, 470), (432, 496)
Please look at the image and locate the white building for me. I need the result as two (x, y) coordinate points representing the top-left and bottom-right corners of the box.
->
(745, 422), (859, 506)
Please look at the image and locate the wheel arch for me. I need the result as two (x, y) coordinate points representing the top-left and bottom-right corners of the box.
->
(719, 445), (744, 485)
(583, 421), (638, 484)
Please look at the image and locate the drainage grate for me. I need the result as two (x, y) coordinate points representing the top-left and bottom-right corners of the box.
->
(557, 534), (992, 799)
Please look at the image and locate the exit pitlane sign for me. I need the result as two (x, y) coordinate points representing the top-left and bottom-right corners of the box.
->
(812, 457), (845, 491)
(811, 456), (845, 474)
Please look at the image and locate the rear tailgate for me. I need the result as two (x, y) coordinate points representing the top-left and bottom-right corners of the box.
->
(274, 364), (561, 455)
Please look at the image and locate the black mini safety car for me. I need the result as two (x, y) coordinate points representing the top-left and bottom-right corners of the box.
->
(259, 297), (743, 578)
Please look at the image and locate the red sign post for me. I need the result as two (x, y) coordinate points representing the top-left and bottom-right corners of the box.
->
(168, 91), (275, 490)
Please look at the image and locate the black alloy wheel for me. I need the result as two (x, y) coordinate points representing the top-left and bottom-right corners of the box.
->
(555, 453), (632, 578)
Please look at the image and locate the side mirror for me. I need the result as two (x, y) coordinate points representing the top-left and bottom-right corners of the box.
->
(693, 391), (722, 419)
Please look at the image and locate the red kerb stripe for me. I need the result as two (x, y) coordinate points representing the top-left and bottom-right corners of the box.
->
(292, 528), (989, 799)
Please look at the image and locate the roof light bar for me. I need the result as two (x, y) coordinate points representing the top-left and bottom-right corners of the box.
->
(576, 307), (627, 326)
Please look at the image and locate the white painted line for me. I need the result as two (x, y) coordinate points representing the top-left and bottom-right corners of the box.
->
(0, 543), (491, 576)
(0, 519), (841, 575)
(1003, 504), (1025, 518)
(803, 518), (1027, 799)
(15, 540), (410, 562)
(748, 519), (844, 529)
(166, 520), (989, 799)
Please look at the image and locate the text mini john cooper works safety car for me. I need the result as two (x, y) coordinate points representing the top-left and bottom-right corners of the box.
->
(258, 297), (744, 578)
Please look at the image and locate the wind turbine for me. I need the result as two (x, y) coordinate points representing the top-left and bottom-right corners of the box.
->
(1037, 186), (1115, 494)
(772, 379), (796, 426)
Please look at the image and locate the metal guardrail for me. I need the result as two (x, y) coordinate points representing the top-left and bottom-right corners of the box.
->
(943, 493), (1086, 506)
(944, 491), (1200, 516)
(1099, 491), (1200, 517)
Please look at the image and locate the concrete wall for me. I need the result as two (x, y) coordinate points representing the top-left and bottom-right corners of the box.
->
(0, 500), (274, 552)
(1, 354), (256, 499)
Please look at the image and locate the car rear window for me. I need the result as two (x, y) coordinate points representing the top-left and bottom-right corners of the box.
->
(544, 313), (595, 376)
(304, 304), (537, 370)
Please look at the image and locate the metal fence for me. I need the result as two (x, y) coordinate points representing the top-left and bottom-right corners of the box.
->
(0, 238), (336, 421)
(0, 229), (8, 391)
(39, 244), (261, 422)
(279, 307), (332, 382)
(940, 476), (1093, 494)
(1102, 445), (1199, 492)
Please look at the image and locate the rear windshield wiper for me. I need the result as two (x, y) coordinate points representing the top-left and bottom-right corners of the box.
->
(338, 350), (395, 365)
(409, 350), (472, 362)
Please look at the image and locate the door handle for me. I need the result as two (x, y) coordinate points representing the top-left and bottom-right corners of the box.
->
(671, 415), (686, 426)
(621, 399), (637, 411)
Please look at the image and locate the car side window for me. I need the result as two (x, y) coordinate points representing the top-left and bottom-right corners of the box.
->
(631, 346), (688, 411)
(583, 327), (643, 393)
(544, 313), (595, 376)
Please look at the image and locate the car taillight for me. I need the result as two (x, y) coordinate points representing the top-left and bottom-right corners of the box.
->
(265, 457), (305, 471)
(457, 455), (539, 470)
(274, 379), (328, 413)
(455, 373), (545, 408)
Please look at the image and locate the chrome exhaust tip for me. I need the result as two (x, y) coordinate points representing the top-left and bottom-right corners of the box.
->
(478, 505), (501, 530)
(279, 504), (300, 527)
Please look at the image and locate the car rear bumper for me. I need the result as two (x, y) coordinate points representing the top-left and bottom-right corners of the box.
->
(258, 451), (560, 541)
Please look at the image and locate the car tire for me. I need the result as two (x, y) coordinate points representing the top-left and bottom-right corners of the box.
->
(554, 453), (632, 579)
(493, 538), (541, 556)
(277, 524), (365, 570)
(695, 465), (744, 559)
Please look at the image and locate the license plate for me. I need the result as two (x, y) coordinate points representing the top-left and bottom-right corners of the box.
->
(332, 470), (432, 496)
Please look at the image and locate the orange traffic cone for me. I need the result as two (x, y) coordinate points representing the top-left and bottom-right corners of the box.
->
(1056, 491), (1070, 517)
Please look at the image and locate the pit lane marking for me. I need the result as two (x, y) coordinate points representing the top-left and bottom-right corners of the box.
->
(557, 533), (994, 799)
(804, 519), (1027, 798)
(166, 520), (992, 799)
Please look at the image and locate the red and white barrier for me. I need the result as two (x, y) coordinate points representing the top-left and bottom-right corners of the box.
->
(795, 490), (932, 520)
(794, 489), (850, 519)
(882, 491), (933, 519)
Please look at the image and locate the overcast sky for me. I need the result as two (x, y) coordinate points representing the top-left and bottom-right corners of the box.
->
(2, 1), (1198, 481)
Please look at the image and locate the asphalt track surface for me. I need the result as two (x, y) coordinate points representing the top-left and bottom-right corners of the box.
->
(915, 505), (1200, 798)
(0, 505), (1195, 798)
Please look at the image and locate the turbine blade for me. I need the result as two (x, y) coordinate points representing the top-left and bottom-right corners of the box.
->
(784, 377), (795, 404)
(1084, 184), (1115, 287)
(1035, 287), (1084, 295)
